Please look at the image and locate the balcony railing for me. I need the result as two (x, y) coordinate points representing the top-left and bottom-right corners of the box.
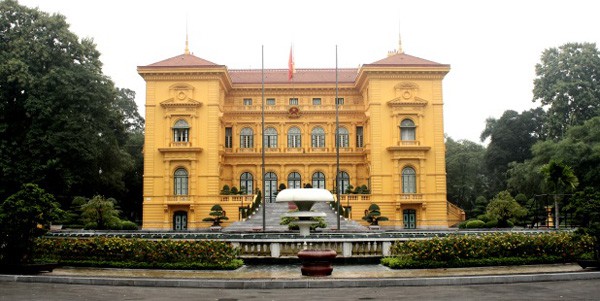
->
(166, 195), (193, 202)
(170, 142), (191, 147)
(220, 195), (255, 203)
(400, 194), (423, 200)
(397, 140), (420, 146)
(338, 194), (371, 203)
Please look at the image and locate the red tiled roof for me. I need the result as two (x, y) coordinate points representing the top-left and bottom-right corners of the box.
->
(365, 52), (446, 67)
(140, 52), (447, 84)
(229, 69), (358, 84)
(143, 53), (221, 68)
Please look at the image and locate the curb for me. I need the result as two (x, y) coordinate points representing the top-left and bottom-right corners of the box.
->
(2, 271), (600, 289)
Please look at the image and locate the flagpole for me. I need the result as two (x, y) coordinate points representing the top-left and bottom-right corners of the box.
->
(261, 45), (266, 232)
(335, 45), (341, 231)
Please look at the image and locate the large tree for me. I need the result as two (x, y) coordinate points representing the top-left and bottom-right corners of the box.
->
(533, 42), (600, 139)
(445, 137), (487, 216)
(480, 108), (545, 194)
(0, 1), (142, 209)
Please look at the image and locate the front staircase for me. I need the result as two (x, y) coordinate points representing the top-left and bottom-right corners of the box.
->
(223, 201), (368, 232)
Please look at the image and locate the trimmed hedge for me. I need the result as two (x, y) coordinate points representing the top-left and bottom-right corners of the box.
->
(383, 232), (594, 269)
(34, 237), (243, 270)
(381, 255), (566, 269)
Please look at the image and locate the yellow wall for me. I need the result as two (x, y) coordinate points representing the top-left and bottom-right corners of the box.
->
(138, 52), (464, 230)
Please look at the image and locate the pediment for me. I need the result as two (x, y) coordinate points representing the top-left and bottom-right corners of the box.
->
(387, 96), (427, 107)
(160, 97), (203, 108)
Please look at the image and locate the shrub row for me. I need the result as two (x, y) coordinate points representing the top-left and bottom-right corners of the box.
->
(34, 237), (243, 269)
(384, 232), (594, 268)
(381, 255), (566, 269)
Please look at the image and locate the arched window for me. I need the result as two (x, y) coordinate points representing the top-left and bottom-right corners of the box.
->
(288, 172), (301, 188)
(311, 127), (325, 148)
(264, 127), (278, 148)
(400, 119), (416, 141)
(312, 172), (326, 189)
(337, 171), (350, 194)
(240, 172), (253, 195)
(240, 127), (254, 148)
(173, 120), (189, 142)
(402, 167), (416, 193)
(174, 168), (188, 195)
(337, 127), (349, 148)
(288, 127), (301, 148)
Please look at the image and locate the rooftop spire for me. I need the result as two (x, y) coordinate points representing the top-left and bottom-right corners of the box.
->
(184, 17), (190, 55)
(387, 19), (404, 56)
(398, 31), (404, 54)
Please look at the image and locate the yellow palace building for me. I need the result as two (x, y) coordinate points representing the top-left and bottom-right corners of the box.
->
(138, 44), (465, 230)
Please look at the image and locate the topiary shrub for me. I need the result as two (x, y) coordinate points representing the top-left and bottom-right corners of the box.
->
(465, 220), (486, 228)
(202, 205), (229, 227)
(120, 221), (138, 230)
(484, 219), (499, 228)
(220, 185), (231, 195)
(362, 204), (389, 226)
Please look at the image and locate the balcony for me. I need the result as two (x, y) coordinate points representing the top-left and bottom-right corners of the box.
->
(337, 194), (371, 203)
(220, 195), (255, 204)
(400, 194), (423, 200)
(165, 195), (193, 203)
(171, 141), (192, 147)
(397, 140), (420, 146)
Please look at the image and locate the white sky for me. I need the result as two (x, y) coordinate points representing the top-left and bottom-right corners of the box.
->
(17, 0), (600, 143)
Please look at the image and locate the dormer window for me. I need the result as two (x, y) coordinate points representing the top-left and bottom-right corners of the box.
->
(173, 120), (190, 142)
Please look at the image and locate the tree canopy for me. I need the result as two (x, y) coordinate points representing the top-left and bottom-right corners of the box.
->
(533, 42), (600, 139)
(0, 1), (143, 218)
(445, 137), (487, 215)
(479, 109), (545, 193)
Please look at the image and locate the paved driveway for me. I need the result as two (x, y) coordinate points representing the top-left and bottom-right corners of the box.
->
(2, 279), (600, 301)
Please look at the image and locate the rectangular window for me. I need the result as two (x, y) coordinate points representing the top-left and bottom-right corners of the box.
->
(173, 129), (189, 142)
(243, 98), (252, 106)
(289, 98), (299, 105)
(356, 126), (363, 148)
(336, 97), (345, 105)
(312, 98), (321, 105)
(225, 127), (232, 148)
(266, 98), (276, 106)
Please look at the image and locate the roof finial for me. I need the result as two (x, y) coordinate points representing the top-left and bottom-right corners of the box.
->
(387, 19), (404, 56)
(398, 26), (404, 54)
(184, 17), (190, 55)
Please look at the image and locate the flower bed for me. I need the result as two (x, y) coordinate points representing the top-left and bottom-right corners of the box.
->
(382, 232), (594, 269)
(34, 237), (243, 270)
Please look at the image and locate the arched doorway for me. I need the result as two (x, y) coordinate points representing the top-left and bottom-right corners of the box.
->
(173, 211), (188, 230)
(264, 172), (278, 203)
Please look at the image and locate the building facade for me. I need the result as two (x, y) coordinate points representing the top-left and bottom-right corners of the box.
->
(138, 47), (465, 230)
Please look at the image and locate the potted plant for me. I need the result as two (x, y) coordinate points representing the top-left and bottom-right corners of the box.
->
(203, 204), (229, 231)
(362, 203), (388, 230)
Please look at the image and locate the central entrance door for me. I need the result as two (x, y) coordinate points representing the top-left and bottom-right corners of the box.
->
(264, 172), (278, 203)
(173, 211), (188, 230)
(403, 209), (416, 229)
